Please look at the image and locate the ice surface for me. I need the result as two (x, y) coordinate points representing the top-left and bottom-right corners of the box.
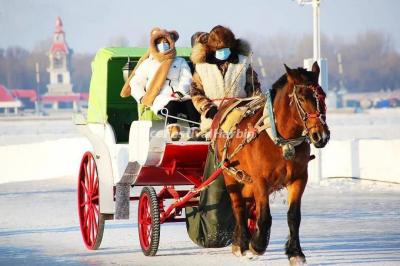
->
(0, 177), (399, 265)
(1, 109), (400, 147)
(0, 110), (399, 264)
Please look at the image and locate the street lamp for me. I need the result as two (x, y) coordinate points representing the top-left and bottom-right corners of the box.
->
(35, 62), (41, 115)
(295, 0), (328, 184)
(296, 0), (321, 61)
(295, 0), (328, 94)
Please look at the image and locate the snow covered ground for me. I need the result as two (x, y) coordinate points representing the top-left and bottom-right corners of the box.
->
(1, 109), (400, 146)
(0, 110), (399, 265)
(0, 177), (399, 265)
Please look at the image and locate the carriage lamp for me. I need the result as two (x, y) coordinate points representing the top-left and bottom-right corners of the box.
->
(122, 57), (135, 82)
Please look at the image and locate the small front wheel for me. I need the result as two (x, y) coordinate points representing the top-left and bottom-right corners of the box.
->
(138, 186), (160, 256)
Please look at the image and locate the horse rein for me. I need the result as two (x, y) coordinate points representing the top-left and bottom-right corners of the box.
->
(289, 84), (327, 134)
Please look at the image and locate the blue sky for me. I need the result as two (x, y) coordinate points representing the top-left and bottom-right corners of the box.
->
(0, 0), (399, 53)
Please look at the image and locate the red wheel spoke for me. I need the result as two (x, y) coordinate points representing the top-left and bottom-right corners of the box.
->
(84, 208), (89, 228)
(88, 210), (92, 242)
(88, 159), (93, 191)
(91, 161), (96, 190)
(140, 218), (148, 225)
(80, 199), (89, 207)
(80, 181), (89, 195)
(93, 175), (99, 194)
(84, 161), (89, 181)
(85, 210), (91, 239)
(92, 212), (97, 241)
(90, 209), (95, 241)
(84, 162), (90, 192)
(94, 212), (99, 232)
(87, 160), (92, 191)
(88, 206), (93, 226)
(93, 205), (100, 215)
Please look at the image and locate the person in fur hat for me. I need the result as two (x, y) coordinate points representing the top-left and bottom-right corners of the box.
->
(120, 28), (200, 141)
(184, 26), (262, 250)
(190, 25), (261, 128)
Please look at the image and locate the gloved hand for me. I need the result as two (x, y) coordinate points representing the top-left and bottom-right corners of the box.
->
(205, 106), (218, 119)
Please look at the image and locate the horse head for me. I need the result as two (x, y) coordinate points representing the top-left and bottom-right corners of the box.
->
(284, 62), (330, 148)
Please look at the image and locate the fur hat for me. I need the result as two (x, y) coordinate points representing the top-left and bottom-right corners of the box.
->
(207, 25), (236, 50)
(191, 31), (207, 47)
(149, 28), (179, 60)
(190, 25), (251, 64)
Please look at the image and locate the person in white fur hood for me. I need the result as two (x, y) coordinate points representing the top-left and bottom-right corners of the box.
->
(120, 28), (200, 141)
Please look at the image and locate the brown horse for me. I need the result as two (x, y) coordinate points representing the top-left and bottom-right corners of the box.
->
(213, 62), (330, 263)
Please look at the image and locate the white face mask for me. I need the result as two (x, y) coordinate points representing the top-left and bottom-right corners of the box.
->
(215, 48), (231, 61)
(157, 42), (170, 53)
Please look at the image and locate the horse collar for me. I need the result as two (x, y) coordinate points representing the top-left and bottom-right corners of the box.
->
(260, 90), (309, 160)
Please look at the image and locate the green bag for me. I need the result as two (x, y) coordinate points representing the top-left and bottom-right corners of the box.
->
(185, 149), (235, 248)
(138, 104), (162, 121)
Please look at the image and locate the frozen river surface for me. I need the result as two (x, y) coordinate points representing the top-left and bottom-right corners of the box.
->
(0, 177), (399, 266)
(1, 109), (400, 146)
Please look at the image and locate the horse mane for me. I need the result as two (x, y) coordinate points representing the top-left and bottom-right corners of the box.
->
(270, 67), (310, 99)
(271, 74), (286, 100)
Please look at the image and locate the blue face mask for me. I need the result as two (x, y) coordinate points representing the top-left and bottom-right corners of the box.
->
(157, 42), (170, 53)
(215, 48), (231, 61)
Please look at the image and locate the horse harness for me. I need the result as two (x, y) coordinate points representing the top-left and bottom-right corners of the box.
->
(288, 84), (327, 133)
(211, 96), (265, 184)
(212, 84), (325, 184)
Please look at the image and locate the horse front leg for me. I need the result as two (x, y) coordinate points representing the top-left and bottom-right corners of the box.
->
(286, 177), (307, 265)
(249, 182), (272, 255)
(224, 175), (250, 256)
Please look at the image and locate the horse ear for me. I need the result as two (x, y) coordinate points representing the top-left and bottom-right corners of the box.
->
(284, 64), (295, 83)
(312, 61), (320, 78)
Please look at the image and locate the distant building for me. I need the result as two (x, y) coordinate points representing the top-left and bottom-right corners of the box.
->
(342, 90), (400, 109)
(10, 89), (37, 109)
(0, 84), (22, 114)
(42, 17), (84, 110)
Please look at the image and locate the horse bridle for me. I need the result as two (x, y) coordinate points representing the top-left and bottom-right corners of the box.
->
(289, 84), (327, 134)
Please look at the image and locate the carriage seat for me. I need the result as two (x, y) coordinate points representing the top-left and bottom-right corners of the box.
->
(128, 120), (165, 166)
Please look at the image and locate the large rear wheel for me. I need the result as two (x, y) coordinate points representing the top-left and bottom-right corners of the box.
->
(138, 186), (160, 256)
(78, 151), (105, 250)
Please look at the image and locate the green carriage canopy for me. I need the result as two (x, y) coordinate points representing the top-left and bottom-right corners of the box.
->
(86, 47), (192, 142)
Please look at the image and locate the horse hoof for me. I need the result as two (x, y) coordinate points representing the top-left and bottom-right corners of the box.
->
(248, 242), (265, 256)
(289, 256), (307, 266)
(242, 250), (256, 259)
(232, 244), (242, 257)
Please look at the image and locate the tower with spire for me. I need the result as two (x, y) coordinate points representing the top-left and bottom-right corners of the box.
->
(46, 17), (73, 98)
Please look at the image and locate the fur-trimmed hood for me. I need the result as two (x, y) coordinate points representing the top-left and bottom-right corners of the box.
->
(149, 28), (179, 61)
(120, 28), (178, 98)
(190, 25), (251, 64)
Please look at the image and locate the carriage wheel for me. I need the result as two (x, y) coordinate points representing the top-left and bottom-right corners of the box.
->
(138, 186), (160, 256)
(78, 151), (105, 250)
